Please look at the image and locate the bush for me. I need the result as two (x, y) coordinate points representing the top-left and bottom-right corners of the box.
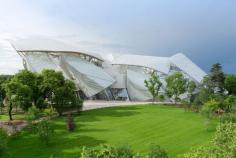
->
(116, 145), (135, 158)
(220, 113), (236, 123)
(81, 146), (98, 158)
(66, 113), (75, 131)
(201, 100), (221, 118)
(147, 144), (168, 158)
(158, 95), (165, 102)
(26, 105), (41, 121)
(223, 95), (236, 113)
(181, 122), (236, 158)
(34, 121), (54, 145)
(44, 105), (56, 118)
(80, 144), (142, 158)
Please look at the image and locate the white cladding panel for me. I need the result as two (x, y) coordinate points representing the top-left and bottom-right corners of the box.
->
(63, 55), (115, 97)
(170, 53), (207, 83)
(111, 54), (170, 74)
(127, 68), (152, 101)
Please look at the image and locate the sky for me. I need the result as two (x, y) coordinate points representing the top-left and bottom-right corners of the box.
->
(0, 0), (235, 74)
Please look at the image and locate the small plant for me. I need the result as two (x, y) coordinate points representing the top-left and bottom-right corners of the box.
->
(66, 113), (75, 131)
(44, 105), (55, 118)
(26, 105), (41, 121)
(147, 144), (168, 158)
(201, 100), (221, 118)
(81, 146), (98, 158)
(116, 145), (135, 158)
(80, 144), (141, 158)
(34, 121), (54, 145)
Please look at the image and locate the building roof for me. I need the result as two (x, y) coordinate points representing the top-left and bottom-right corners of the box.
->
(170, 53), (207, 82)
(111, 54), (171, 74)
(10, 37), (103, 60)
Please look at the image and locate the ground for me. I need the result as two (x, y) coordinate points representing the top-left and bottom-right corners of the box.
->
(6, 104), (216, 158)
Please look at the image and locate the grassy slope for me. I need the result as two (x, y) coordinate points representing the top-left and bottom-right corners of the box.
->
(8, 105), (216, 158)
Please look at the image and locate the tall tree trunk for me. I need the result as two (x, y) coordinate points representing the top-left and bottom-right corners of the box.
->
(9, 103), (13, 121)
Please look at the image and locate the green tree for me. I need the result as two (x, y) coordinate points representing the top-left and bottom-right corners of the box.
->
(4, 81), (32, 120)
(209, 63), (225, 94)
(144, 72), (162, 102)
(187, 81), (197, 104)
(165, 72), (188, 104)
(41, 69), (65, 102)
(224, 74), (236, 95)
(41, 69), (82, 116)
(52, 80), (78, 116)
(0, 75), (12, 114)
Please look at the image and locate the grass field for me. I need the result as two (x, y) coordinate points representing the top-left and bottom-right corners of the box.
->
(7, 104), (217, 158)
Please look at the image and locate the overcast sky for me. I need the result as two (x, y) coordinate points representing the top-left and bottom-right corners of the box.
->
(0, 0), (235, 74)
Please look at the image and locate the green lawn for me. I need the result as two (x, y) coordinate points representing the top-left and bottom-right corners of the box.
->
(8, 104), (216, 158)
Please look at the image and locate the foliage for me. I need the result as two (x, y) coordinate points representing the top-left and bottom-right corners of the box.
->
(66, 113), (75, 131)
(201, 100), (221, 118)
(144, 72), (162, 102)
(26, 105), (41, 121)
(147, 144), (168, 158)
(41, 70), (82, 116)
(4, 81), (32, 120)
(209, 63), (225, 94)
(165, 72), (188, 103)
(224, 74), (236, 95)
(33, 121), (54, 145)
(223, 95), (236, 113)
(81, 144), (141, 158)
(0, 129), (9, 158)
(187, 81), (197, 104)
(181, 122), (236, 158)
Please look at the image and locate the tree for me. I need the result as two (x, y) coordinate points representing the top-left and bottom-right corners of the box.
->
(209, 63), (225, 94)
(144, 72), (162, 102)
(52, 80), (79, 116)
(41, 70), (82, 116)
(165, 72), (188, 104)
(224, 74), (236, 95)
(0, 75), (12, 114)
(4, 81), (32, 120)
(187, 81), (197, 104)
(41, 69), (65, 102)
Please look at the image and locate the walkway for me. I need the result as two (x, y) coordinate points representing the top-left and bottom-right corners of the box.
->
(83, 100), (152, 111)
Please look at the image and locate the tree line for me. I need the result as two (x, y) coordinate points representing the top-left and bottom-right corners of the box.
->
(0, 69), (83, 120)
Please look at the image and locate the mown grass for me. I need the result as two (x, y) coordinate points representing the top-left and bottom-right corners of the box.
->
(7, 104), (217, 158)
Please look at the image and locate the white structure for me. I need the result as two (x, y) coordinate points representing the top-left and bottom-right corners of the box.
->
(6, 37), (207, 101)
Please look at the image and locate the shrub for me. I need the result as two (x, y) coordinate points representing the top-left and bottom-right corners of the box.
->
(26, 105), (41, 121)
(147, 144), (168, 158)
(66, 113), (75, 131)
(34, 121), (54, 145)
(81, 146), (98, 158)
(116, 145), (135, 158)
(80, 144), (142, 158)
(201, 100), (221, 118)
(44, 105), (55, 118)
(158, 95), (165, 102)
(181, 122), (236, 158)
(223, 95), (236, 113)
(220, 113), (236, 123)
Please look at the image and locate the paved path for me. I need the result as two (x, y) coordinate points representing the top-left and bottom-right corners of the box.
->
(83, 100), (152, 111)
